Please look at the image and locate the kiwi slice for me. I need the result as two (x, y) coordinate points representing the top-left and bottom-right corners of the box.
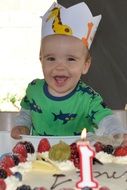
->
(49, 141), (71, 161)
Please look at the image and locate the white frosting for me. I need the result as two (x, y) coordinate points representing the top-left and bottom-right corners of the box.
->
(96, 151), (127, 164)
(96, 152), (114, 163)
(113, 155), (127, 164)
(5, 176), (22, 190)
(11, 161), (32, 175)
(26, 153), (37, 162)
(53, 160), (75, 171)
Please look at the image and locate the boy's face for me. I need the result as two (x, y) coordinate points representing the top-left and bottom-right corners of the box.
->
(40, 34), (91, 96)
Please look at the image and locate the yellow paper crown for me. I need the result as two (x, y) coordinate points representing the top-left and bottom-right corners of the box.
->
(41, 2), (102, 49)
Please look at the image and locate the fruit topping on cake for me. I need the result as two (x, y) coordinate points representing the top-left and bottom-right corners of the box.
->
(0, 168), (8, 179)
(103, 145), (114, 154)
(94, 141), (115, 155)
(0, 178), (6, 190)
(2, 155), (15, 168)
(24, 142), (35, 154)
(113, 145), (127, 156)
(16, 184), (32, 190)
(94, 142), (105, 153)
(69, 142), (80, 169)
(13, 171), (22, 181)
(49, 141), (70, 161)
(94, 141), (127, 157)
(13, 141), (35, 158)
(0, 163), (13, 177)
(16, 185), (47, 190)
(81, 187), (92, 190)
(12, 143), (28, 158)
(94, 140), (127, 164)
(31, 160), (59, 173)
(37, 138), (51, 153)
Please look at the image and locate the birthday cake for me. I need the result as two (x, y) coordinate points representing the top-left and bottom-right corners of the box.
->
(0, 136), (127, 190)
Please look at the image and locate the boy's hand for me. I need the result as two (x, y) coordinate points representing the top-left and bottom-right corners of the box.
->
(11, 126), (30, 139)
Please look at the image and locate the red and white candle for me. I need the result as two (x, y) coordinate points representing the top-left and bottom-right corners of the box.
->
(76, 128), (99, 189)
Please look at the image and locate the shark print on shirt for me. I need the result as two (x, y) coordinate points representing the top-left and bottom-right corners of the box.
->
(52, 110), (77, 124)
(24, 96), (42, 113)
(77, 84), (97, 98)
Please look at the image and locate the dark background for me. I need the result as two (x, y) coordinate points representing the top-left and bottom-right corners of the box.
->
(58, 0), (127, 109)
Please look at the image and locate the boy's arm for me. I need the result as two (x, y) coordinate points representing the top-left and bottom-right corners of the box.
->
(11, 108), (32, 139)
(14, 108), (32, 129)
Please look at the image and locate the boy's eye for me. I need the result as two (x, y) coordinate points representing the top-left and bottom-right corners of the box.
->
(47, 57), (55, 61)
(67, 57), (76, 61)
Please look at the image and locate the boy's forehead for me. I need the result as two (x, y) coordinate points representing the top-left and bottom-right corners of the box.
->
(43, 34), (78, 41)
(41, 34), (88, 55)
(42, 34), (85, 45)
(42, 34), (87, 50)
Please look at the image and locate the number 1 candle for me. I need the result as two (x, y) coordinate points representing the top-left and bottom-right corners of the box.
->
(76, 128), (99, 189)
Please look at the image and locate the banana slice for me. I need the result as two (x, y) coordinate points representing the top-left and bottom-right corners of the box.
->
(31, 160), (59, 173)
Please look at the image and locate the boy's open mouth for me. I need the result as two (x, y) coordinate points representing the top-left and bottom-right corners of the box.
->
(54, 76), (69, 86)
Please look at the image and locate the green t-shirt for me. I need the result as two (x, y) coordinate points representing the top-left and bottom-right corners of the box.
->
(21, 79), (112, 136)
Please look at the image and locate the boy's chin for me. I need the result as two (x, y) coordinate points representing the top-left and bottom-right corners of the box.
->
(49, 87), (74, 97)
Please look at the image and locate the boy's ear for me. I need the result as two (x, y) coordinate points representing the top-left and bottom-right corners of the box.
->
(82, 55), (91, 74)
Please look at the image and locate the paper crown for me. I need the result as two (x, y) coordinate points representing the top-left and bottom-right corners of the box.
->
(41, 2), (102, 49)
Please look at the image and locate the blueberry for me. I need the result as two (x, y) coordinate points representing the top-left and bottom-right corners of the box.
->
(0, 168), (7, 179)
(82, 187), (92, 190)
(13, 172), (22, 181)
(23, 141), (35, 154)
(16, 185), (32, 190)
(103, 145), (114, 154)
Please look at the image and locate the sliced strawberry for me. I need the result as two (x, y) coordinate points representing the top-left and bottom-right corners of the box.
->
(2, 155), (15, 168)
(94, 142), (105, 153)
(37, 138), (51, 153)
(0, 179), (6, 190)
(114, 146), (127, 157)
(12, 142), (27, 158)
(0, 161), (8, 169)
(5, 167), (13, 176)
(0, 166), (12, 177)
(16, 154), (26, 163)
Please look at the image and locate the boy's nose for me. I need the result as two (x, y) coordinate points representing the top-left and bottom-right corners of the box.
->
(55, 64), (65, 70)
(55, 60), (66, 70)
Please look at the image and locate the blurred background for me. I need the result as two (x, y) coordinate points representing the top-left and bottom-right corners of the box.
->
(58, 0), (127, 110)
(0, 0), (55, 111)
